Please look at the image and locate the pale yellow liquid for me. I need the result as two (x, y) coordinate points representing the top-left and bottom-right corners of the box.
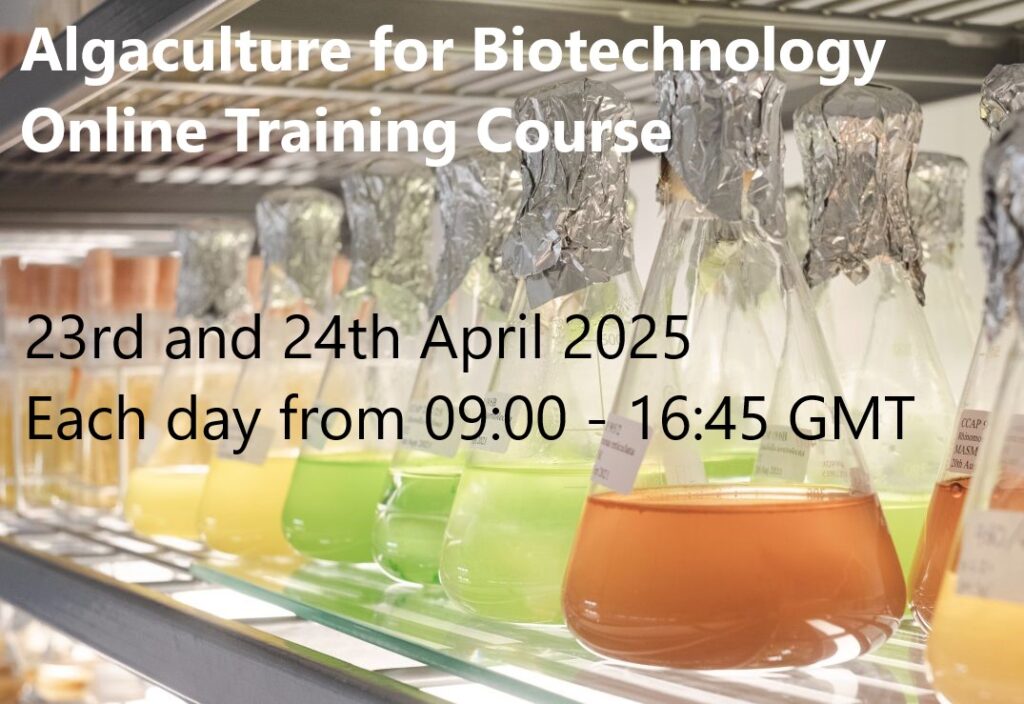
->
(75, 372), (121, 510)
(124, 465), (207, 539)
(0, 407), (13, 509)
(198, 454), (298, 557)
(928, 574), (1024, 703)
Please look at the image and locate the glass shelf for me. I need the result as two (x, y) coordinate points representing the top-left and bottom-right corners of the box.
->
(195, 559), (939, 704)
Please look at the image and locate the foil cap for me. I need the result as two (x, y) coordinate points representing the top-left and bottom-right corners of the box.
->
(503, 78), (634, 308)
(175, 219), (256, 321)
(341, 159), (434, 328)
(256, 187), (343, 311)
(979, 113), (1024, 338)
(431, 149), (521, 316)
(655, 69), (786, 239)
(980, 64), (1024, 136)
(796, 84), (926, 303)
(909, 152), (968, 269)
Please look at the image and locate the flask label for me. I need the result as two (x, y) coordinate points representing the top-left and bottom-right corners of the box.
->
(948, 409), (989, 476)
(753, 425), (811, 482)
(1000, 414), (1024, 475)
(217, 425), (273, 465)
(401, 401), (461, 457)
(591, 414), (650, 494)
(468, 392), (513, 453)
(957, 509), (1024, 604)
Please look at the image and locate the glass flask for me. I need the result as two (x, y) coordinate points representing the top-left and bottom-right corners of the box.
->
(124, 220), (254, 539)
(11, 261), (80, 513)
(438, 78), (643, 624)
(198, 188), (342, 558)
(911, 153), (977, 393)
(372, 149), (521, 584)
(910, 63), (1024, 630)
(73, 252), (159, 515)
(562, 70), (905, 670)
(282, 160), (435, 563)
(0, 258), (16, 508)
(796, 84), (955, 579)
(927, 115), (1024, 704)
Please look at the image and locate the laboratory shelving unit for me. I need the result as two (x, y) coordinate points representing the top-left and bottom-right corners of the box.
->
(0, 0), (1021, 701)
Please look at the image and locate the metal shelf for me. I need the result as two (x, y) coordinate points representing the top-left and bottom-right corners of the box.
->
(0, 0), (1020, 228)
(0, 512), (452, 704)
(0, 510), (940, 704)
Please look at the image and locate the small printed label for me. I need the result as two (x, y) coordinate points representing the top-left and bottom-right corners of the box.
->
(135, 433), (159, 467)
(218, 425), (274, 465)
(468, 393), (513, 453)
(957, 509), (1024, 604)
(753, 425), (811, 482)
(591, 414), (651, 494)
(948, 409), (989, 475)
(304, 405), (328, 452)
(1001, 414), (1024, 474)
(401, 401), (461, 457)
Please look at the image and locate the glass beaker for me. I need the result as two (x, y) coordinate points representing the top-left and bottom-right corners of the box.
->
(438, 78), (643, 624)
(282, 160), (435, 563)
(372, 149), (521, 584)
(910, 64), (1024, 630)
(562, 70), (905, 670)
(124, 220), (255, 540)
(198, 188), (342, 559)
(927, 118), (1024, 701)
(796, 84), (956, 579)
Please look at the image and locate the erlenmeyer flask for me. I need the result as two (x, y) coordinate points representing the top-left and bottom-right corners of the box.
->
(562, 70), (905, 670)
(927, 115), (1024, 703)
(281, 160), (434, 563)
(125, 220), (254, 539)
(910, 65), (1024, 630)
(911, 152), (977, 393)
(198, 188), (342, 558)
(372, 149), (521, 584)
(796, 84), (956, 578)
(438, 78), (643, 624)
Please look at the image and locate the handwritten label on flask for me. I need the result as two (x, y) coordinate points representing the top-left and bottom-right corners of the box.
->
(217, 424), (274, 465)
(592, 414), (650, 494)
(402, 401), (461, 457)
(948, 409), (989, 475)
(957, 509), (1024, 604)
(753, 425), (811, 482)
(468, 393), (513, 453)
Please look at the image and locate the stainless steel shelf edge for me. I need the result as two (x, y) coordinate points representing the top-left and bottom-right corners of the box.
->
(0, 0), (261, 152)
(0, 538), (439, 704)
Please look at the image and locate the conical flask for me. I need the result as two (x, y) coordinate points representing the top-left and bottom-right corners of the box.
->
(796, 84), (955, 578)
(372, 149), (521, 584)
(562, 70), (905, 670)
(281, 160), (435, 563)
(911, 152), (977, 393)
(197, 188), (342, 558)
(438, 78), (643, 624)
(910, 64), (1024, 630)
(124, 219), (255, 540)
(927, 114), (1024, 704)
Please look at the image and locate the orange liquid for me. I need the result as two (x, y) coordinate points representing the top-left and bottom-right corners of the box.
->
(909, 476), (968, 630)
(563, 486), (906, 670)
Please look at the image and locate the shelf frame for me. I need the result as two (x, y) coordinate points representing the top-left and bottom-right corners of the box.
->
(0, 536), (438, 704)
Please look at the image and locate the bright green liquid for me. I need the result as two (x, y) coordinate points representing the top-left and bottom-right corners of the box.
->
(282, 452), (391, 562)
(703, 452), (757, 481)
(372, 467), (461, 585)
(880, 492), (930, 583)
(439, 464), (591, 624)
